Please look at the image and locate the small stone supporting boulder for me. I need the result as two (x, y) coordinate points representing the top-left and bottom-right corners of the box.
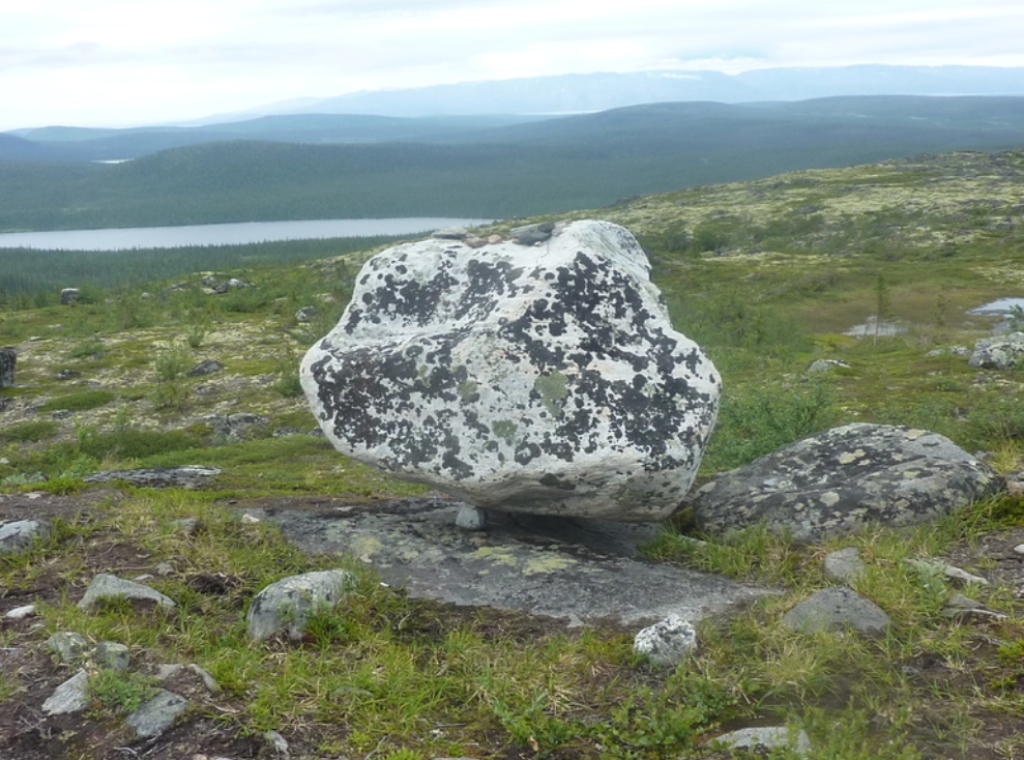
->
(301, 219), (721, 522)
(691, 423), (1002, 542)
(0, 347), (15, 388)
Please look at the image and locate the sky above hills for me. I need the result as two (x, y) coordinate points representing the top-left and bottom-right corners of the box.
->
(3, 0), (1024, 131)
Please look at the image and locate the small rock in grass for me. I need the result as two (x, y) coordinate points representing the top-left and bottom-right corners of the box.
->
(822, 547), (866, 584)
(713, 726), (812, 757)
(246, 569), (355, 641)
(0, 519), (51, 555)
(264, 729), (289, 754)
(46, 631), (90, 662)
(95, 641), (130, 671)
(782, 587), (891, 635)
(5, 604), (37, 620)
(633, 614), (697, 667)
(126, 689), (189, 738)
(78, 573), (177, 609)
(42, 670), (90, 715)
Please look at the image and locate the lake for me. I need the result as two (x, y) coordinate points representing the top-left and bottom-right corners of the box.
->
(0, 218), (493, 251)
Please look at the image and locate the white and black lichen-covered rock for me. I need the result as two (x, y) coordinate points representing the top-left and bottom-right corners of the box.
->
(301, 219), (721, 521)
(690, 423), (1002, 542)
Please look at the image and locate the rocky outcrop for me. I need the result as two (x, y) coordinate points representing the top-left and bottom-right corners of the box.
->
(84, 466), (221, 489)
(0, 347), (15, 387)
(301, 220), (720, 521)
(969, 332), (1024, 369)
(690, 423), (1001, 542)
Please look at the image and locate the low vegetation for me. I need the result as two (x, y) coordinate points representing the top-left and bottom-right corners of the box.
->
(2, 148), (1024, 758)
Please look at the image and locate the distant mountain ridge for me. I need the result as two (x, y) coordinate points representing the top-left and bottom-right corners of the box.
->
(6, 94), (1024, 164)
(274, 65), (1024, 118)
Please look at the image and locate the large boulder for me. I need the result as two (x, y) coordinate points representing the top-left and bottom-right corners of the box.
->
(301, 220), (720, 521)
(691, 423), (1002, 542)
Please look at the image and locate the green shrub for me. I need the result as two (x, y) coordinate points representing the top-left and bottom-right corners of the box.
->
(154, 351), (190, 382)
(703, 380), (838, 471)
(39, 389), (116, 413)
(88, 670), (158, 715)
(67, 337), (105, 359)
(0, 419), (60, 443)
(77, 428), (201, 462)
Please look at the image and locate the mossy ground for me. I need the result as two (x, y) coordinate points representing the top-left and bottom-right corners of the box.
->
(2, 149), (1024, 758)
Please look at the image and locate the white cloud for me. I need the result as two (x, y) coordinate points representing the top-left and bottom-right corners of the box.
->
(1, 0), (1023, 129)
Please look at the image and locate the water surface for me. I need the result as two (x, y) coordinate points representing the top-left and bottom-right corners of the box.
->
(0, 218), (492, 251)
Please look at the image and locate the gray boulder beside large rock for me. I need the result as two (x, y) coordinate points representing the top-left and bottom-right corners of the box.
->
(691, 423), (1001, 542)
(969, 332), (1024, 369)
(301, 220), (721, 522)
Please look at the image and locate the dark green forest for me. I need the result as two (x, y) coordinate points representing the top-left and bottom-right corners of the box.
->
(0, 236), (401, 299)
(2, 96), (1024, 232)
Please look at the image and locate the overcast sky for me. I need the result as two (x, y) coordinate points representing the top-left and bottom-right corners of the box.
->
(2, 0), (1023, 131)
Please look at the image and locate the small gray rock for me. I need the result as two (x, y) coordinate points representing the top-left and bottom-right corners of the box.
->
(510, 222), (555, 244)
(205, 413), (268, 442)
(0, 519), (51, 555)
(295, 306), (318, 323)
(782, 587), (891, 635)
(633, 614), (698, 667)
(246, 569), (355, 641)
(42, 670), (90, 715)
(156, 663), (222, 694)
(823, 547), (866, 584)
(807, 358), (850, 373)
(95, 641), (130, 671)
(78, 573), (177, 609)
(126, 689), (189, 738)
(713, 726), (812, 757)
(906, 558), (989, 586)
(265, 729), (289, 754)
(47, 631), (90, 662)
(432, 227), (468, 240)
(60, 288), (80, 305)
(188, 359), (225, 377)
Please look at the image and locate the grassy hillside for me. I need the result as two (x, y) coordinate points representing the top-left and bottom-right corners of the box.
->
(2, 96), (1024, 232)
(2, 149), (1024, 759)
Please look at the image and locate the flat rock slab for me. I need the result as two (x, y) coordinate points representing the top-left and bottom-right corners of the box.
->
(240, 496), (769, 626)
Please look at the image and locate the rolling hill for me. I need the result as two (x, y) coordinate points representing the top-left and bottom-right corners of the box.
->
(2, 96), (1024, 232)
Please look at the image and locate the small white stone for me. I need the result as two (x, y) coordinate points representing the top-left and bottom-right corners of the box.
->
(455, 504), (487, 530)
(1013, 544), (1024, 556)
(241, 513), (261, 524)
(4, 604), (36, 620)
(265, 729), (289, 754)
(633, 614), (697, 667)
